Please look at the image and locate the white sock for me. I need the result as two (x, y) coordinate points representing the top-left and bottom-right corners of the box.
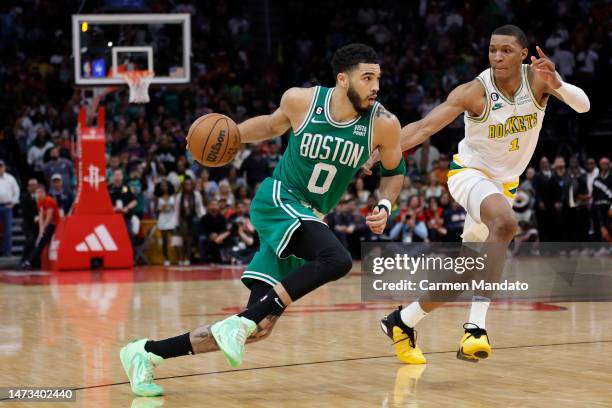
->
(400, 301), (427, 328)
(468, 296), (490, 329)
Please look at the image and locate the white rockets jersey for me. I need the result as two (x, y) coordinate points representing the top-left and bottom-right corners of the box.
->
(456, 64), (546, 182)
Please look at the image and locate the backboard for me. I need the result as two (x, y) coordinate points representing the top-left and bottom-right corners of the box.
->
(72, 14), (191, 85)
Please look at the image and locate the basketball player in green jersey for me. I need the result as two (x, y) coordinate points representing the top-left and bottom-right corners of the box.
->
(364, 25), (590, 365)
(120, 43), (406, 396)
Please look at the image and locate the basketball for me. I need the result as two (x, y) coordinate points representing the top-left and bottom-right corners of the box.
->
(187, 113), (241, 167)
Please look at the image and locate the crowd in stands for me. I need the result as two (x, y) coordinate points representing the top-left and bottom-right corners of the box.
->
(0, 0), (609, 267)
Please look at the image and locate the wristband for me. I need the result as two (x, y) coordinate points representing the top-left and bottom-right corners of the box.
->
(376, 199), (392, 216)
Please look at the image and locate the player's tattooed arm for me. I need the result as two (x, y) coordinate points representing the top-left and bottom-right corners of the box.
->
(361, 107), (400, 175)
(189, 315), (280, 354)
(375, 105), (393, 119)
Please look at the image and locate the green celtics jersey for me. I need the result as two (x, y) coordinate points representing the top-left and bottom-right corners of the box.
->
(273, 86), (379, 214)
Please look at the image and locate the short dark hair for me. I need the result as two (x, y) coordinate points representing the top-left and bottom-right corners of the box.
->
(331, 43), (378, 77)
(492, 25), (528, 48)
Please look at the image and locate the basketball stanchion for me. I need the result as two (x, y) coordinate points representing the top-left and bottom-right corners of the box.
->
(43, 107), (133, 270)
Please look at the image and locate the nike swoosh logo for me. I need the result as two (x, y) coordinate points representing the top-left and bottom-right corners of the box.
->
(310, 118), (327, 124)
(274, 297), (285, 308)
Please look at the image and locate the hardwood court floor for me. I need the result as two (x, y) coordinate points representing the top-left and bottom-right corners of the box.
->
(0, 265), (611, 407)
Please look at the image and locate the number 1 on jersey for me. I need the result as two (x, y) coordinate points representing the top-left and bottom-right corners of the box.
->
(509, 138), (519, 151)
(307, 163), (337, 194)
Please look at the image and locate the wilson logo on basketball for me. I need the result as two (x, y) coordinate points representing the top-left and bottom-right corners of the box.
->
(206, 129), (226, 162)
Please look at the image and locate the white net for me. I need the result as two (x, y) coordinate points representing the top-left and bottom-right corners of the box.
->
(121, 70), (154, 103)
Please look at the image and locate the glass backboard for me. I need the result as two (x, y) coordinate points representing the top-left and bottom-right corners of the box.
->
(72, 14), (191, 85)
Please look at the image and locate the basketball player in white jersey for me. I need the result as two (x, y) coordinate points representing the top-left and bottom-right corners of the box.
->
(369, 25), (590, 364)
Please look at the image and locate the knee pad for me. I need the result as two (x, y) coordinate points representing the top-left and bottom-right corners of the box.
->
(319, 246), (353, 281)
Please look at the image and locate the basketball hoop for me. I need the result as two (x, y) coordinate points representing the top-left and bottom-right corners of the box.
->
(121, 70), (154, 104)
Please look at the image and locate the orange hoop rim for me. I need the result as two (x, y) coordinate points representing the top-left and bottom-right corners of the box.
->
(120, 70), (155, 86)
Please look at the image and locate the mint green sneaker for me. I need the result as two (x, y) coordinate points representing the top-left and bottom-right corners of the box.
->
(120, 339), (164, 396)
(211, 315), (257, 367)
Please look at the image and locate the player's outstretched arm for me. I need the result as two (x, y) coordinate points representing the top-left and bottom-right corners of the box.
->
(237, 87), (312, 143)
(399, 81), (483, 151)
(529, 46), (590, 113)
(361, 82), (481, 174)
(366, 108), (403, 234)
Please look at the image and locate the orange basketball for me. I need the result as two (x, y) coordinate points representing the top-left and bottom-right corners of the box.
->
(186, 113), (241, 167)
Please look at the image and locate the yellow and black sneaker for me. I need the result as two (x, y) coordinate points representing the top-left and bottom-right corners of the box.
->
(380, 307), (426, 364)
(456, 323), (491, 363)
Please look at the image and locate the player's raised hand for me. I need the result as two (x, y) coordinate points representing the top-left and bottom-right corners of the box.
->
(366, 206), (387, 235)
(530, 46), (562, 89)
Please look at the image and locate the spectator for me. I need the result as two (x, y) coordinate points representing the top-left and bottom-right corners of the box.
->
(108, 169), (138, 241)
(20, 179), (39, 264)
(585, 158), (599, 199)
(240, 144), (269, 187)
(576, 44), (599, 77)
(549, 157), (569, 240)
(168, 156), (196, 189)
(225, 166), (246, 193)
(520, 167), (537, 198)
(174, 177), (205, 265)
(127, 166), (146, 219)
(389, 206), (428, 243)
(199, 199), (230, 263)
(592, 157), (611, 241)
(443, 199), (466, 242)
(405, 157), (420, 182)
(567, 155), (589, 241)
(267, 142), (283, 173)
(398, 176), (419, 204)
(424, 197), (447, 241)
(215, 180), (236, 207)
(424, 172), (444, 200)
(327, 198), (368, 255)
(0, 160), (20, 256)
(154, 179), (176, 267)
(21, 185), (60, 270)
(235, 185), (252, 201)
(48, 174), (73, 216)
(433, 155), (450, 189)
(42, 147), (73, 188)
(27, 129), (54, 176)
(360, 195), (377, 218)
(106, 156), (123, 182)
(412, 139), (440, 174)
(219, 197), (234, 219)
(553, 42), (575, 79)
(390, 195), (428, 242)
(439, 192), (452, 211)
(351, 177), (371, 207)
(227, 201), (258, 265)
(535, 157), (555, 241)
(200, 169), (219, 201)
(125, 133), (146, 162)
(154, 134), (180, 174)
(512, 189), (539, 254)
